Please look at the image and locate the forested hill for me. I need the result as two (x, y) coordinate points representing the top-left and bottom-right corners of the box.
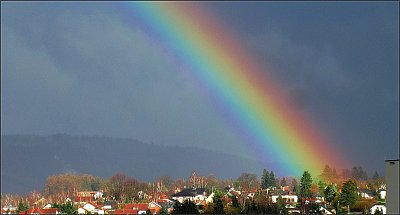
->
(1, 134), (262, 195)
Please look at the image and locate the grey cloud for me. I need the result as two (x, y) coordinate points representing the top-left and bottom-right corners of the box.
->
(2, 4), (252, 160)
(2, 2), (398, 174)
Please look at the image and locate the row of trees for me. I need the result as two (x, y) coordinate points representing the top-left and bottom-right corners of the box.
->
(298, 170), (374, 214)
(319, 165), (382, 185)
(172, 191), (288, 214)
(2, 164), (384, 214)
(260, 169), (277, 189)
(43, 173), (103, 196)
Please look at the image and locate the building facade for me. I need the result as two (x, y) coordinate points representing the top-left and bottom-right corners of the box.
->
(385, 159), (399, 214)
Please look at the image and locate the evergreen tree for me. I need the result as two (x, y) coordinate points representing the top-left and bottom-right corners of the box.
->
(324, 184), (338, 204)
(16, 201), (29, 213)
(159, 206), (169, 214)
(172, 199), (199, 214)
(231, 195), (240, 209)
(269, 171), (276, 188)
(299, 171), (313, 198)
(53, 202), (78, 214)
(275, 194), (288, 214)
(317, 180), (326, 196)
(213, 191), (224, 214)
(351, 166), (368, 181)
(280, 177), (287, 187)
(261, 169), (268, 189)
(250, 199), (257, 213)
(340, 179), (358, 213)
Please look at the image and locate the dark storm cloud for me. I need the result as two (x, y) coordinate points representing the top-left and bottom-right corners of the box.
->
(204, 2), (398, 171)
(2, 2), (398, 174)
(2, 2), (250, 157)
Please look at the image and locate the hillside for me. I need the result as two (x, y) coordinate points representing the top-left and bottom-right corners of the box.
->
(1, 134), (262, 195)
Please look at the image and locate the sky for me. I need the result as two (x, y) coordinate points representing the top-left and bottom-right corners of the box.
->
(2, 2), (399, 175)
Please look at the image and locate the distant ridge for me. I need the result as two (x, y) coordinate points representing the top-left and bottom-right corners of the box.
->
(1, 134), (262, 195)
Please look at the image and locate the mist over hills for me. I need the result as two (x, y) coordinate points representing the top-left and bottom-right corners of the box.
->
(1, 134), (263, 195)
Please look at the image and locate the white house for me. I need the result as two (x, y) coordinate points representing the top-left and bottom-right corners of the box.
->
(378, 189), (386, 199)
(94, 192), (103, 200)
(247, 192), (256, 198)
(357, 189), (374, 199)
(77, 207), (90, 214)
(271, 194), (298, 204)
(319, 205), (336, 214)
(206, 192), (215, 204)
(370, 204), (386, 214)
(42, 204), (53, 209)
(81, 202), (104, 214)
(171, 187), (208, 204)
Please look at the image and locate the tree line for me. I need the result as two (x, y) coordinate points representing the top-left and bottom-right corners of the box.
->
(1, 164), (385, 214)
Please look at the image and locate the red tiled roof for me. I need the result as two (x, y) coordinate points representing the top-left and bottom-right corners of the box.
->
(87, 201), (103, 209)
(39, 208), (59, 214)
(123, 203), (148, 211)
(19, 208), (40, 214)
(158, 193), (170, 199)
(114, 209), (139, 214)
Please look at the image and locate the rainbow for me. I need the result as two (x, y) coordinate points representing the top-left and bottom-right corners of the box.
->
(119, 2), (348, 176)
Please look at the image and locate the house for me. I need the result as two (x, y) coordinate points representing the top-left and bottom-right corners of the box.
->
(148, 201), (162, 214)
(270, 190), (298, 205)
(319, 205), (336, 214)
(42, 204), (53, 209)
(2, 205), (17, 214)
(171, 193), (190, 204)
(103, 200), (117, 211)
(192, 188), (208, 203)
(138, 191), (149, 200)
(247, 192), (256, 198)
(94, 192), (104, 200)
(77, 202), (104, 214)
(74, 196), (94, 204)
(271, 194), (298, 204)
(76, 191), (99, 198)
(77, 207), (91, 214)
(38, 208), (59, 214)
(205, 192), (215, 204)
(1, 208), (10, 214)
(123, 203), (148, 214)
(171, 187), (208, 204)
(157, 193), (170, 202)
(377, 189), (386, 199)
(370, 204), (386, 214)
(358, 189), (375, 199)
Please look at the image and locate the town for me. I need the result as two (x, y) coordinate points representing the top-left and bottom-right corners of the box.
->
(1, 163), (395, 215)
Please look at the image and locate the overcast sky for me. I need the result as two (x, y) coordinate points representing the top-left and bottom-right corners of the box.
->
(2, 2), (398, 174)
